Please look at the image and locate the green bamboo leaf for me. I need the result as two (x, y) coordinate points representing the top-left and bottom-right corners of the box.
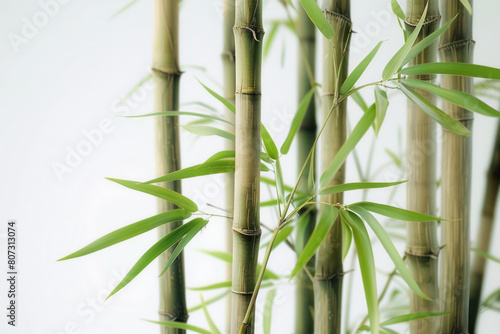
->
(341, 210), (379, 334)
(200, 295), (221, 334)
(291, 206), (339, 278)
(374, 86), (389, 134)
(351, 91), (369, 112)
(182, 101), (218, 113)
(107, 178), (198, 212)
(197, 80), (235, 113)
(110, 0), (139, 19)
(349, 206), (430, 300)
(261, 225), (294, 250)
(146, 160), (236, 184)
(202, 150), (235, 164)
(350, 201), (440, 222)
(189, 281), (232, 291)
(399, 83), (471, 136)
(391, 0), (405, 20)
(264, 289), (277, 334)
(261, 176), (296, 193)
(275, 158), (285, 206)
(188, 290), (230, 313)
(380, 311), (448, 326)
(58, 209), (191, 261)
(118, 73), (152, 103)
(261, 124), (279, 160)
(460, 0), (472, 15)
(402, 16), (456, 66)
(159, 219), (208, 276)
(320, 106), (376, 188)
(264, 23), (280, 59)
(107, 219), (206, 299)
(298, 0), (334, 39)
(385, 148), (402, 169)
(145, 320), (212, 334)
(341, 41), (384, 95)
(403, 78), (500, 117)
(183, 125), (235, 141)
(281, 87), (315, 154)
(319, 181), (406, 195)
(342, 220), (352, 260)
(295, 213), (311, 255)
(401, 62), (500, 79)
(482, 288), (500, 311)
(126, 111), (233, 125)
(472, 248), (500, 263)
(382, 4), (428, 81)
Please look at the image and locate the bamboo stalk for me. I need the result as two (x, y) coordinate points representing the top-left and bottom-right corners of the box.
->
(153, 0), (187, 332)
(438, 1), (474, 332)
(230, 0), (263, 332)
(404, 1), (440, 333)
(223, 0), (236, 331)
(315, 1), (351, 333)
(469, 120), (500, 333)
(295, 3), (317, 333)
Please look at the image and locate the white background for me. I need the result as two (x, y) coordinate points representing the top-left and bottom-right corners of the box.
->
(1, 0), (500, 333)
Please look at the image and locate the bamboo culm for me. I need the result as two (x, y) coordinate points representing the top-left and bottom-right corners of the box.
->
(404, 1), (440, 333)
(469, 121), (500, 333)
(438, 1), (474, 332)
(295, 3), (317, 333)
(223, 0), (236, 332)
(230, 0), (263, 332)
(153, 0), (188, 332)
(314, 1), (351, 333)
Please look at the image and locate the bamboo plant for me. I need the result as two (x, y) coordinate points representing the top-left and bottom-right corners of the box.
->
(315, 1), (351, 333)
(295, 3), (317, 333)
(469, 120), (500, 332)
(223, 0), (236, 330)
(404, 1), (440, 333)
(230, 0), (264, 332)
(153, 0), (188, 331)
(438, 1), (474, 332)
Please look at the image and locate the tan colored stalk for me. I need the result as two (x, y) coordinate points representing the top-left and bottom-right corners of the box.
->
(230, 0), (263, 332)
(469, 121), (500, 333)
(153, 0), (187, 332)
(295, 3), (317, 333)
(315, 1), (351, 333)
(438, 1), (474, 332)
(405, 1), (440, 333)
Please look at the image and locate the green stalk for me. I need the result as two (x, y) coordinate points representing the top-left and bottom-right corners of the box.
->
(438, 1), (474, 332)
(153, 0), (187, 332)
(295, 3), (317, 333)
(231, 0), (263, 332)
(469, 120), (500, 333)
(223, 0), (236, 331)
(404, 1), (440, 333)
(315, 1), (351, 333)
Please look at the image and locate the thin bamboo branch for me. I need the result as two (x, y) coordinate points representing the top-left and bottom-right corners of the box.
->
(315, 1), (351, 333)
(153, 0), (187, 332)
(469, 120), (500, 333)
(295, 2), (317, 333)
(231, 0), (263, 332)
(223, 0), (236, 331)
(404, 1), (440, 333)
(438, 1), (474, 332)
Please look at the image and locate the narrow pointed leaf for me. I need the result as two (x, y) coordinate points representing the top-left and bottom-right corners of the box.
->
(159, 219), (208, 276)
(342, 220), (352, 260)
(127, 111), (232, 125)
(351, 92), (369, 112)
(291, 206), (339, 278)
(403, 78), (500, 117)
(107, 178), (198, 212)
(264, 289), (277, 334)
(145, 320), (211, 334)
(110, 0), (139, 19)
(189, 281), (232, 291)
(341, 210), (379, 334)
(399, 83), (471, 136)
(183, 125), (235, 141)
(350, 201), (440, 222)
(391, 0), (405, 20)
(402, 16), (456, 66)
(275, 159), (285, 205)
(188, 290), (230, 313)
(261, 124), (279, 160)
(107, 219), (205, 299)
(374, 87), (389, 134)
(198, 80), (235, 113)
(264, 23), (280, 58)
(261, 225), (294, 250)
(320, 105), (376, 188)
(145, 160), (236, 184)
(58, 209), (191, 261)
(401, 62), (500, 80)
(382, 4), (428, 81)
(349, 206), (430, 300)
(298, 0), (334, 39)
(380, 311), (448, 326)
(281, 87), (315, 154)
(459, 0), (472, 15)
(319, 181), (406, 195)
(472, 248), (500, 263)
(200, 295), (221, 334)
(341, 41), (383, 95)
